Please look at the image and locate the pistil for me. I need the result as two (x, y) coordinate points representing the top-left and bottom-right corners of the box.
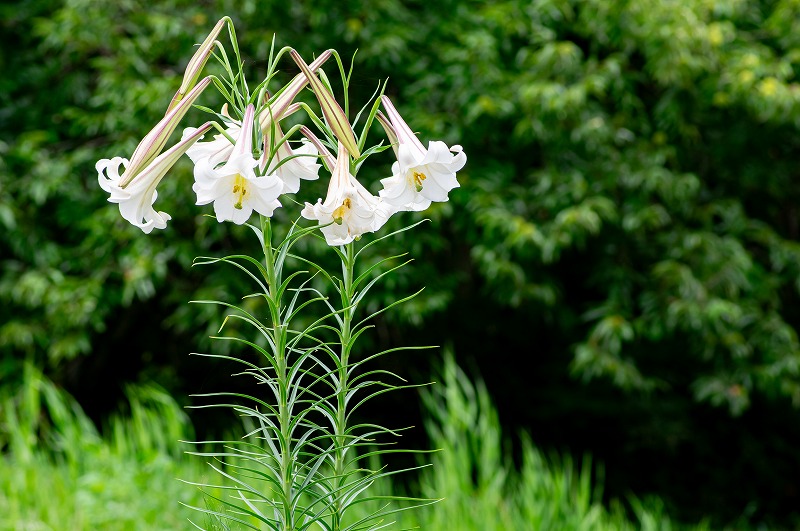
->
(411, 170), (427, 192)
(332, 197), (352, 225)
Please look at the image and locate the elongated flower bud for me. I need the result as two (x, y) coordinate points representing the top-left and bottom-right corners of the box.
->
(258, 50), (332, 132)
(289, 49), (360, 159)
(167, 18), (225, 112)
(122, 77), (212, 187)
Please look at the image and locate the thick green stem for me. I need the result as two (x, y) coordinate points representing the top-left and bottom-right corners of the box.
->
(332, 243), (356, 530)
(262, 218), (295, 531)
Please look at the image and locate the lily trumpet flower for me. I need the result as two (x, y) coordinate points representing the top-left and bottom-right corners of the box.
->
(377, 96), (466, 211)
(186, 104), (320, 196)
(302, 142), (395, 246)
(193, 104), (284, 224)
(97, 123), (213, 233)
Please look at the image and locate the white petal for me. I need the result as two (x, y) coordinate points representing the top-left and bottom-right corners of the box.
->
(249, 194), (281, 218)
(96, 157), (128, 193)
(229, 202), (254, 225)
(213, 196), (236, 223)
(397, 143), (423, 175)
(281, 143), (322, 194)
(301, 200), (322, 221)
(449, 144), (467, 172)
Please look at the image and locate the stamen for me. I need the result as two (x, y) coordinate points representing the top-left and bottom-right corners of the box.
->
(233, 174), (247, 210)
(412, 171), (427, 192)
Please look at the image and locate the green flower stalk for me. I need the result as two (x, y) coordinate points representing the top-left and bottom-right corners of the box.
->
(186, 218), (332, 530)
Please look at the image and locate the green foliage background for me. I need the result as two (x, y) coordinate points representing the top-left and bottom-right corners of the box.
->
(2, 0), (800, 526)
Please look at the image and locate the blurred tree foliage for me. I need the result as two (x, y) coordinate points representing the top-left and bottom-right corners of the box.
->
(3, 0), (800, 525)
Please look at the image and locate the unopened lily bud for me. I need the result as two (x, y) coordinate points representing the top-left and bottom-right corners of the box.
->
(289, 49), (360, 159)
(259, 50), (332, 132)
(122, 76), (212, 187)
(167, 18), (225, 112)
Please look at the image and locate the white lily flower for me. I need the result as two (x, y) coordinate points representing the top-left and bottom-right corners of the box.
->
(186, 105), (319, 196)
(97, 123), (212, 233)
(302, 142), (395, 246)
(193, 104), (283, 225)
(377, 95), (466, 211)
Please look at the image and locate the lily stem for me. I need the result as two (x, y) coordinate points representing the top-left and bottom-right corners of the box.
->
(262, 217), (296, 531)
(332, 242), (356, 530)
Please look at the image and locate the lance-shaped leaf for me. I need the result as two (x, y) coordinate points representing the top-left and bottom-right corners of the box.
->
(122, 76), (212, 187)
(258, 50), (332, 132)
(289, 49), (360, 159)
(167, 17), (225, 112)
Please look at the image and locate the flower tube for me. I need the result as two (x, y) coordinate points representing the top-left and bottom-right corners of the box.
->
(121, 77), (212, 186)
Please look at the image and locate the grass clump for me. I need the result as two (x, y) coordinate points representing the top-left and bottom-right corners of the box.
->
(389, 354), (708, 531)
(0, 359), (707, 530)
(0, 363), (218, 530)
